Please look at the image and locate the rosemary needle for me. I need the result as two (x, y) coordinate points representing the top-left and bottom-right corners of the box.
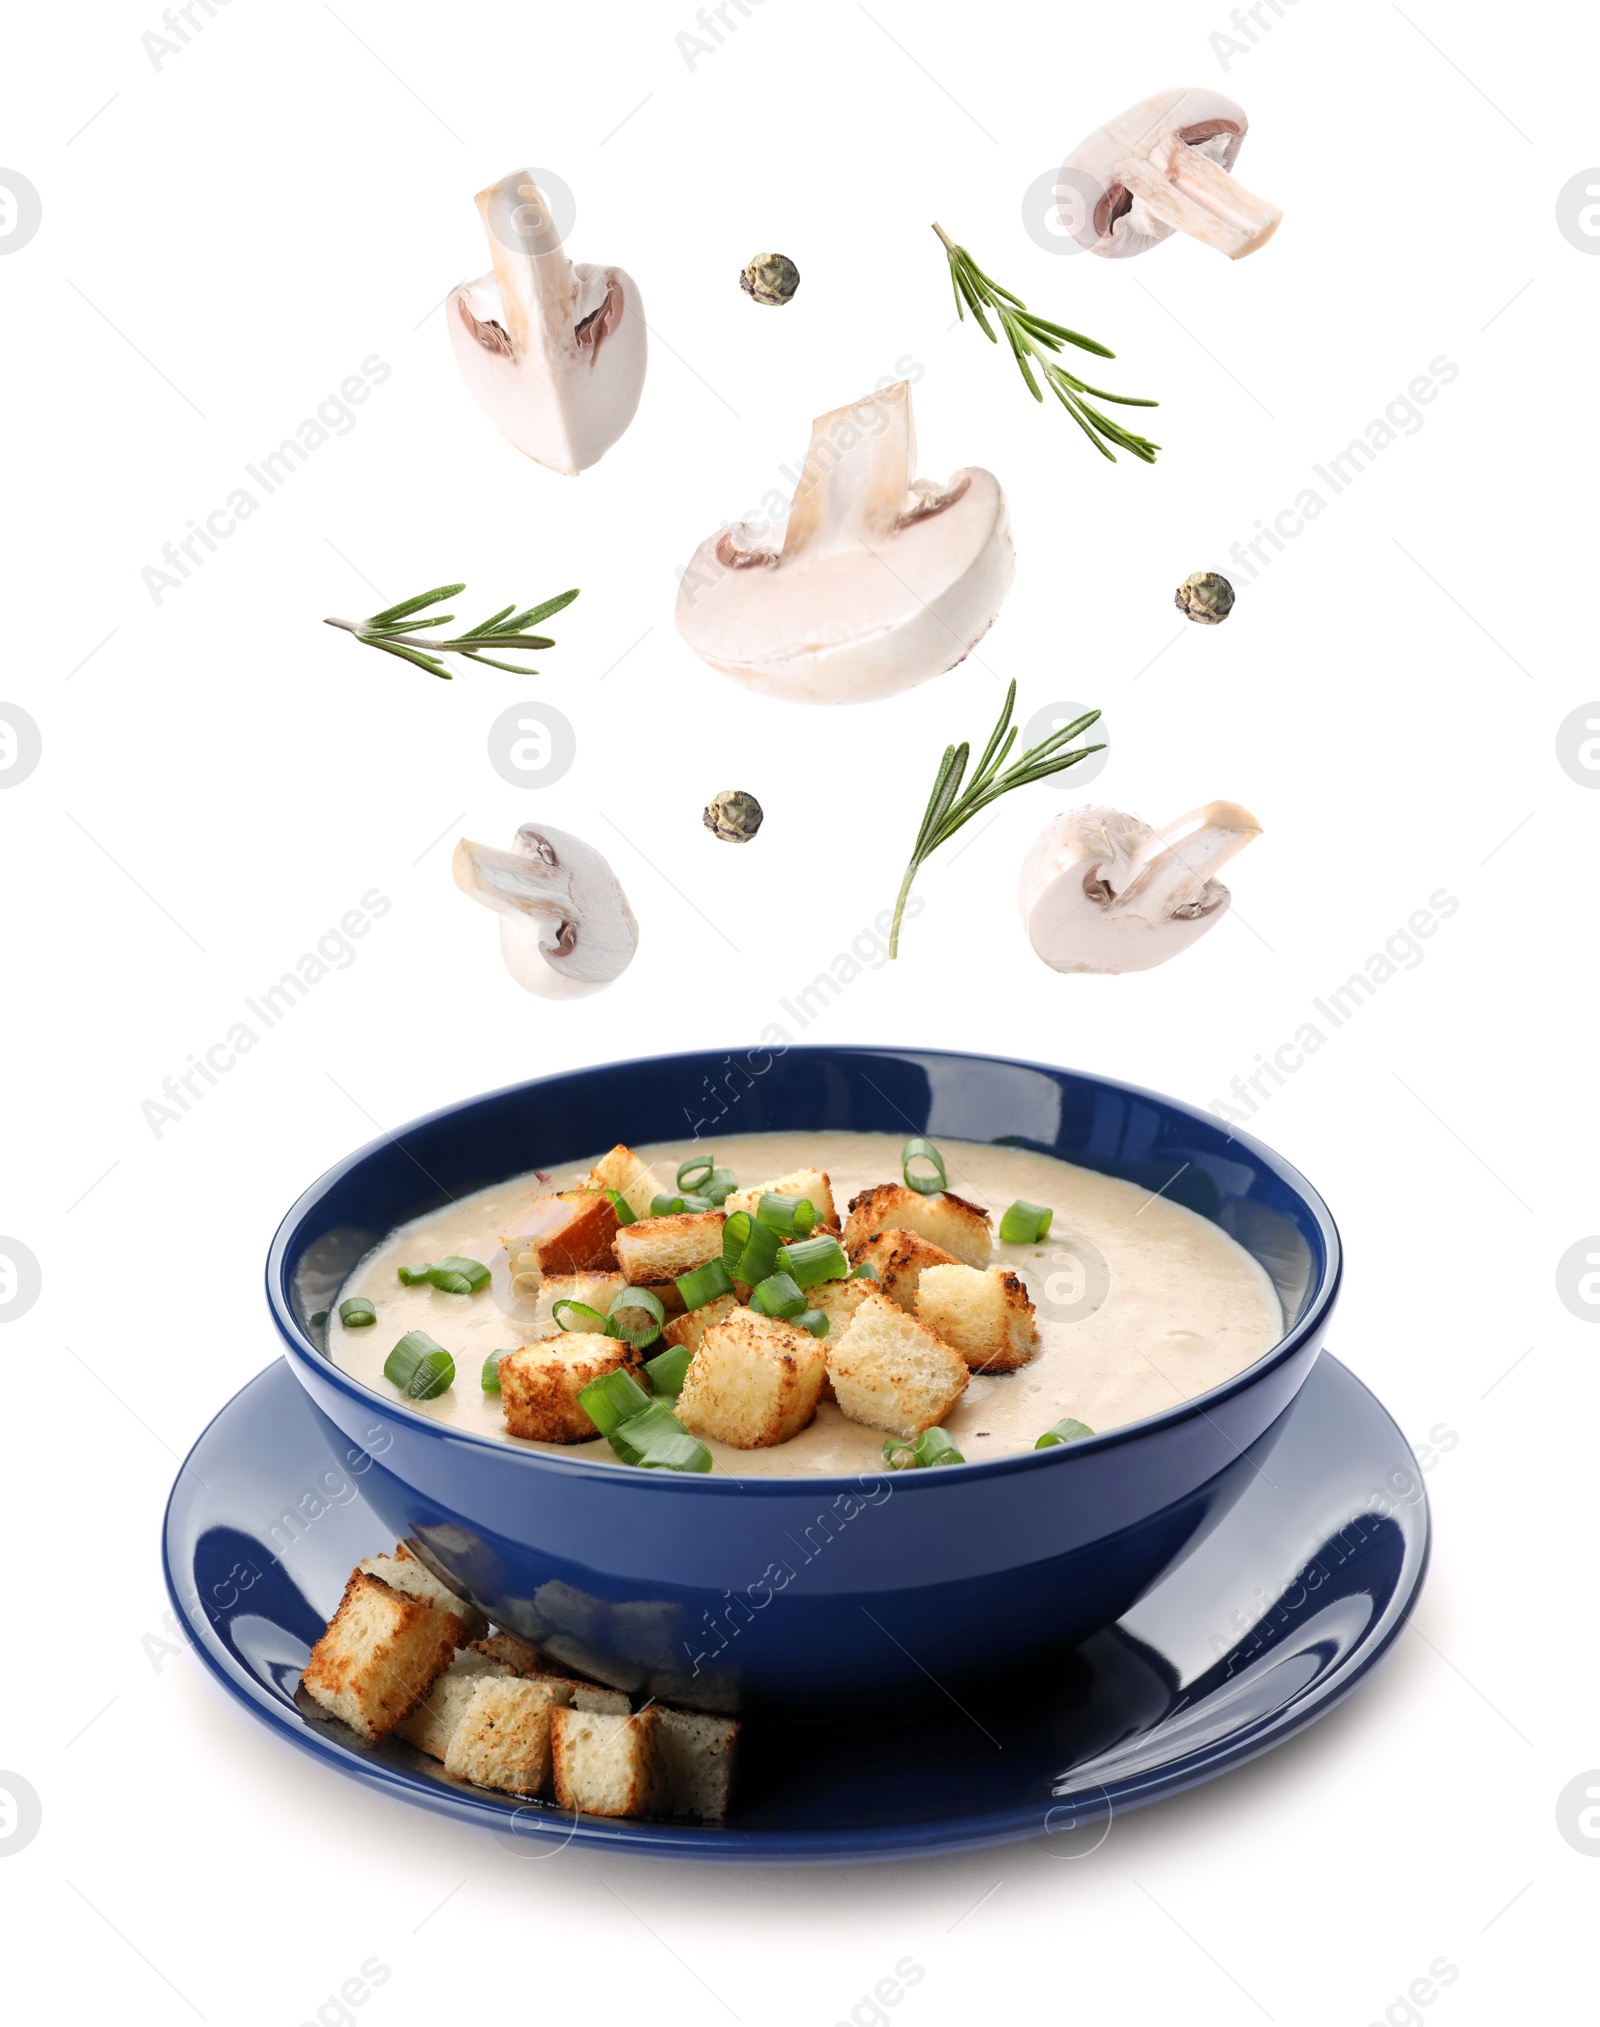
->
(933, 223), (1160, 465)
(324, 583), (579, 680)
(889, 682), (1104, 957)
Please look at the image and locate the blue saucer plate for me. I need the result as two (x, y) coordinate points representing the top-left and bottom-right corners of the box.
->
(163, 1349), (1427, 1862)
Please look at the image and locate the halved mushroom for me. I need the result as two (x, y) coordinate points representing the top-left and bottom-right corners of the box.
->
(1019, 802), (1262, 973)
(674, 380), (1014, 705)
(1061, 90), (1281, 261)
(447, 169), (646, 474)
(453, 824), (638, 998)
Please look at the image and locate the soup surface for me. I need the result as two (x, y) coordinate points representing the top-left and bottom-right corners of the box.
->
(329, 1131), (1283, 1474)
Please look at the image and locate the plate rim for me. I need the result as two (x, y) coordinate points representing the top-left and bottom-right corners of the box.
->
(162, 1350), (1429, 1863)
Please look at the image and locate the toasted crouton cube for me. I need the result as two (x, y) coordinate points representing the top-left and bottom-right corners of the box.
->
(500, 1336), (634, 1444)
(470, 1630), (548, 1675)
(501, 1190), (620, 1276)
(530, 1271), (627, 1336)
(661, 1292), (738, 1356)
(843, 1184), (992, 1269)
(848, 1228), (960, 1312)
(583, 1143), (663, 1221)
(916, 1263), (1039, 1373)
(657, 1708), (740, 1822)
(551, 1706), (664, 1818)
(725, 1167), (838, 1229)
(614, 1212), (726, 1283)
(808, 1276), (875, 1337)
(827, 1289), (969, 1439)
(301, 1570), (461, 1741)
(394, 1647), (512, 1758)
(358, 1547), (486, 1642)
(676, 1307), (828, 1449)
(443, 1678), (557, 1795)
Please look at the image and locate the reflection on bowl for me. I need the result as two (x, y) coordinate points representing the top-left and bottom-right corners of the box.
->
(267, 1047), (1340, 1713)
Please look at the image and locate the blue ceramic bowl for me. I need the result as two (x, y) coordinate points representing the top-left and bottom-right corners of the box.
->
(268, 1046), (1341, 1713)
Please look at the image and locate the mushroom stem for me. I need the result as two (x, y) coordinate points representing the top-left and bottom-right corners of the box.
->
(781, 381), (916, 560)
(1118, 152), (1281, 260)
(1119, 802), (1262, 918)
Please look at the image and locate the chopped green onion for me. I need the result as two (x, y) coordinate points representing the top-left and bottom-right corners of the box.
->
(883, 1427), (965, 1469)
(426, 1254), (490, 1295)
(796, 1308), (829, 1339)
(609, 1399), (713, 1472)
(1035, 1417), (1095, 1449)
(721, 1210), (752, 1269)
(999, 1200), (1054, 1245)
(397, 1262), (433, 1286)
(676, 1256), (735, 1310)
(651, 1191), (712, 1216)
(676, 1155), (714, 1192)
(309, 1309), (329, 1328)
(552, 1299), (608, 1333)
(482, 1350), (513, 1394)
(902, 1137), (948, 1196)
(597, 1187), (636, 1226)
(338, 1297), (376, 1328)
(756, 1191), (817, 1238)
(384, 1331), (455, 1401)
(732, 1216), (781, 1287)
(751, 1271), (807, 1320)
(702, 1167), (739, 1207)
(578, 1366), (652, 1437)
(607, 1284), (665, 1348)
(778, 1233), (849, 1288)
(644, 1342), (693, 1396)
(852, 1261), (880, 1282)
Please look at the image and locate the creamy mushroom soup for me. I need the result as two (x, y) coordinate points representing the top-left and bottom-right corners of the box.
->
(328, 1132), (1283, 1475)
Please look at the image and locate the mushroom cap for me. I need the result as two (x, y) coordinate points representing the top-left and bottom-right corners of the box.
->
(453, 823), (638, 999)
(1061, 88), (1250, 258)
(1019, 801), (1262, 974)
(674, 380), (1014, 705)
(447, 169), (647, 475)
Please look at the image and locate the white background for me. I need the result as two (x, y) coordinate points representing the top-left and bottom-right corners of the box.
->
(2, 0), (1595, 2020)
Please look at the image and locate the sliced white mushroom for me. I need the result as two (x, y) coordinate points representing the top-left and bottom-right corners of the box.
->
(1019, 802), (1262, 974)
(674, 379), (1014, 704)
(453, 824), (638, 998)
(447, 169), (646, 475)
(1061, 89), (1281, 261)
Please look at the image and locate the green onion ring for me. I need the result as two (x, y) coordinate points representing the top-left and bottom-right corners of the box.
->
(607, 1284), (665, 1348)
(676, 1155), (715, 1192)
(999, 1200), (1054, 1245)
(338, 1297), (376, 1328)
(901, 1137), (948, 1196)
(552, 1299), (608, 1333)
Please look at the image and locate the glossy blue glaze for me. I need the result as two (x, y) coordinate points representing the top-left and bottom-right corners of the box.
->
(265, 1048), (1342, 1712)
(162, 1352), (1426, 1860)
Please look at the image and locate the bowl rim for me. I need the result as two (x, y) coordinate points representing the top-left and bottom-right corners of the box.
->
(265, 1043), (1342, 1495)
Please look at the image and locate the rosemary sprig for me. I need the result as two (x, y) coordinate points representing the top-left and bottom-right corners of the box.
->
(324, 583), (579, 680)
(933, 223), (1160, 465)
(889, 682), (1103, 957)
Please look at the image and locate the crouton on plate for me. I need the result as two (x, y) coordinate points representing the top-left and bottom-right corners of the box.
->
(583, 1143), (662, 1221)
(849, 1228), (960, 1311)
(614, 1211), (726, 1283)
(469, 1630), (547, 1675)
(530, 1271), (627, 1335)
(660, 1291), (738, 1356)
(443, 1678), (559, 1795)
(806, 1276), (875, 1337)
(300, 1569), (462, 1742)
(724, 1166), (838, 1229)
(358, 1546), (486, 1642)
(394, 1646), (512, 1758)
(501, 1189), (620, 1276)
(843, 1183), (993, 1269)
(676, 1306), (828, 1449)
(657, 1708), (740, 1823)
(499, 1336), (635, 1444)
(916, 1262), (1039, 1373)
(827, 1289), (969, 1438)
(551, 1706), (664, 1818)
